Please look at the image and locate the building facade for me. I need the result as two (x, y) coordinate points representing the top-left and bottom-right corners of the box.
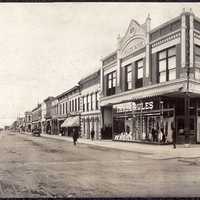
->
(32, 104), (42, 132)
(57, 85), (81, 136)
(51, 97), (59, 135)
(44, 96), (55, 134)
(24, 111), (32, 132)
(79, 70), (101, 139)
(100, 9), (200, 144)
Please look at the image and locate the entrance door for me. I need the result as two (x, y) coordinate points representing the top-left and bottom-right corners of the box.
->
(176, 116), (196, 144)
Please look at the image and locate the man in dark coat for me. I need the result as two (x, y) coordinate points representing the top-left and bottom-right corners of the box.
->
(72, 128), (79, 145)
(91, 129), (95, 141)
(171, 122), (176, 149)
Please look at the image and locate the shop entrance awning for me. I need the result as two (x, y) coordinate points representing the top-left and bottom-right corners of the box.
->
(61, 116), (80, 128)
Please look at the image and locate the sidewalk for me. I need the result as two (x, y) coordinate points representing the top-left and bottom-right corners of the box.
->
(35, 133), (200, 160)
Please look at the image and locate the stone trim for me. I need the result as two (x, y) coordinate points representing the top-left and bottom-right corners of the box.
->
(151, 30), (181, 48)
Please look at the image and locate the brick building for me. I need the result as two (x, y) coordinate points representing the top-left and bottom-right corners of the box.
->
(100, 9), (200, 144)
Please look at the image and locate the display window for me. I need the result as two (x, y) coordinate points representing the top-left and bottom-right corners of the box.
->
(113, 98), (175, 143)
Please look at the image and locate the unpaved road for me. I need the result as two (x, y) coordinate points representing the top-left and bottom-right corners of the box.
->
(0, 131), (200, 198)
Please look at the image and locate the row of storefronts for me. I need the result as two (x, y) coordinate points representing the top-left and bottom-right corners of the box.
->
(12, 8), (200, 144)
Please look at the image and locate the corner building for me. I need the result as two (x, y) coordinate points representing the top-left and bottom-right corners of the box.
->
(100, 9), (200, 144)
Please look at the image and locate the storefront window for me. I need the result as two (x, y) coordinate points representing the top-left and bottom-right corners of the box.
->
(113, 99), (175, 143)
(125, 64), (132, 90)
(158, 46), (176, 83)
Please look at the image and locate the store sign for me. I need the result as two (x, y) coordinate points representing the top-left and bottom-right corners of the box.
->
(113, 101), (153, 113)
(133, 101), (153, 111)
(113, 102), (132, 113)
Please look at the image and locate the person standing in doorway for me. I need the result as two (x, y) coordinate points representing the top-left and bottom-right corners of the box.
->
(171, 122), (176, 149)
(72, 128), (79, 145)
(91, 129), (95, 141)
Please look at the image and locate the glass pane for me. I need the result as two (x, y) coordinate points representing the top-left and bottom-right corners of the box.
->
(113, 77), (116, 87)
(127, 72), (132, 82)
(138, 67), (143, 79)
(168, 47), (176, 57)
(127, 81), (132, 90)
(137, 60), (143, 68)
(195, 45), (200, 55)
(126, 65), (132, 72)
(195, 55), (200, 66)
(169, 69), (176, 80)
(159, 72), (166, 82)
(195, 69), (200, 80)
(108, 80), (112, 88)
(159, 59), (166, 72)
(113, 72), (116, 78)
(168, 56), (176, 69)
(159, 51), (166, 60)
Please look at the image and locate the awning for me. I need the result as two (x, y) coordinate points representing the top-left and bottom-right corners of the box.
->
(100, 80), (186, 107)
(61, 116), (80, 128)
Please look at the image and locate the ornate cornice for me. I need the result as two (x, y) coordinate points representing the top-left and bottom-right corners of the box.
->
(151, 30), (181, 48)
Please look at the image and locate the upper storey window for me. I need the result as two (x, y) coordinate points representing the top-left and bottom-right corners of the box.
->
(125, 65), (132, 91)
(135, 59), (143, 89)
(195, 45), (200, 80)
(158, 46), (176, 83)
(107, 71), (116, 96)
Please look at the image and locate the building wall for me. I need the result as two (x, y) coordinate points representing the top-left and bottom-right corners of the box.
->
(79, 71), (101, 139)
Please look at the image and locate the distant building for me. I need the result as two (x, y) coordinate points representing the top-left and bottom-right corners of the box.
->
(51, 97), (59, 135)
(44, 96), (55, 134)
(32, 104), (42, 132)
(57, 85), (81, 136)
(24, 111), (32, 132)
(79, 70), (101, 139)
(17, 117), (25, 133)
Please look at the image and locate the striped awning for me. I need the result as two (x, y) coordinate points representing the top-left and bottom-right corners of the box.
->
(61, 116), (80, 127)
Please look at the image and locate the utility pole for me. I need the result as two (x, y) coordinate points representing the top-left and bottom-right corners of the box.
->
(184, 66), (190, 147)
(184, 18), (190, 147)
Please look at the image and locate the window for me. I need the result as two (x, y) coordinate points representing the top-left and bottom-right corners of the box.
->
(88, 95), (91, 111)
(78, 98), (80, 111)
(125, 65), (132, 90)
(107, 71), (116, 96)
(66, 102), (68, 114)
(63, 103), (65, 114)
(75, 99), (77, 111)
(91, 94), (93, 111)
(158, 46), (176, 83)
(83, 97), (85, 112)
(60, 104), (62, 115)
(69, 101), (71, 112)
(92, 93), (96, 110)
(72, 100), (74, 112)
(195, 45), (200, 79)
(135, 59), (143, 88)
(96, 92), (99, 110)
(86, 95), (89, 111)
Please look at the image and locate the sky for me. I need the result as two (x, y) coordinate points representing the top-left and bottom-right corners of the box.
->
(0, 2), (200, 127)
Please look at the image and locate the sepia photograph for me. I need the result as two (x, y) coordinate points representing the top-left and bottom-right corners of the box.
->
(0, 2), (200, 198)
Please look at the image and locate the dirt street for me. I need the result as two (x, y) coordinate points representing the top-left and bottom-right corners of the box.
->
(0, 131), (200, 198)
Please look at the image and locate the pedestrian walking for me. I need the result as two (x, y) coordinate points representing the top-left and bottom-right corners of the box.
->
(72, 128), (79, 145)
(91, 129), (95, 141)
(171, 122), (176, 149)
